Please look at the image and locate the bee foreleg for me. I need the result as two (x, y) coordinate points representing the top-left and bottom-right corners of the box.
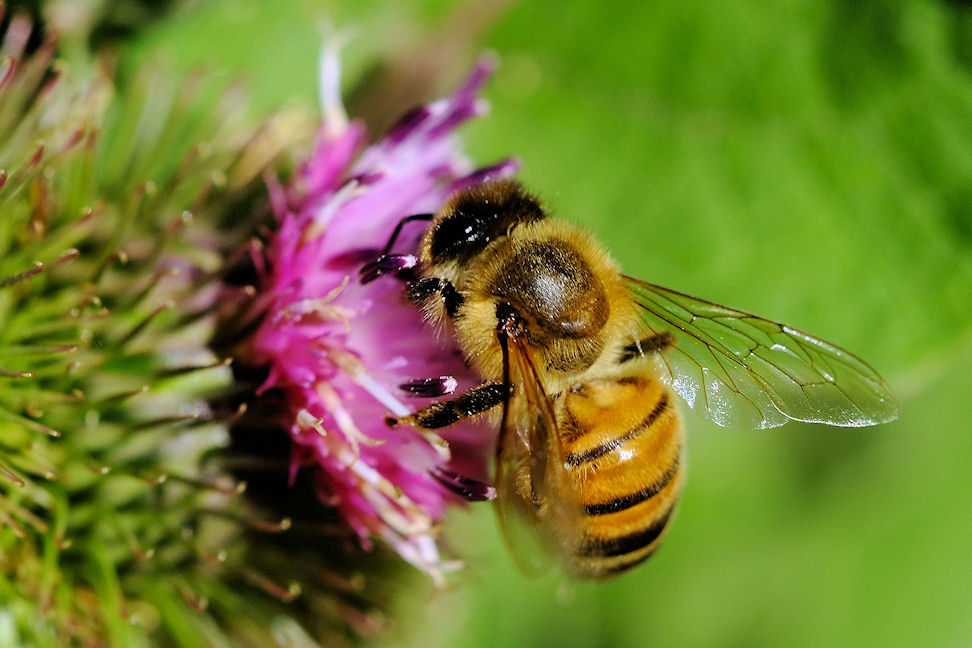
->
(406, 276), (464, 319)
(618, 331), (675, 363)
(387, 381), (507, 430)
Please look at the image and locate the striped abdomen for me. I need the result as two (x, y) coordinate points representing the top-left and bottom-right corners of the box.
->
(560, 374), (682, 578)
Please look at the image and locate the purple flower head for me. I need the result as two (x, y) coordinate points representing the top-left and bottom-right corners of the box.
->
(249, 46), (516, 581)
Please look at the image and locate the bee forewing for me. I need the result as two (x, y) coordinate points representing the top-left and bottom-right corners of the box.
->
(494, 415), (552, 577)
(624, 277), (899, 429)
(494, 331), (586, 575)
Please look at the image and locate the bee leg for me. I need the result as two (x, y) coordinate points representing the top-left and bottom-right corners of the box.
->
(387, 382), (507, 430)
(406, 276), (464, 319)
(618, 331), (675, 363)
(359, 213), (433, 283)
(431, 466), (496, 501)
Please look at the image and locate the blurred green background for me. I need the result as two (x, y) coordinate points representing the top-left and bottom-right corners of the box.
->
(94, 0), (972, 646)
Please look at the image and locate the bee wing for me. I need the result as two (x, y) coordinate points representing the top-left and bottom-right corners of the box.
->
(494, 328), (585, 575)
(625, 277), (899, 429)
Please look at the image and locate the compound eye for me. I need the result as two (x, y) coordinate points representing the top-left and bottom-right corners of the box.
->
(428, 210), (490, 263)
(427, 180), (545, 264)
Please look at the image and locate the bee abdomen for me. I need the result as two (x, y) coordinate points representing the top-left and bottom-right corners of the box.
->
(584, 456), (679, 516)
(569, 468), (681, 577)
(563, 392), (670, 467)
(572, 502), (677, 576)
(560, 375), (683, 578)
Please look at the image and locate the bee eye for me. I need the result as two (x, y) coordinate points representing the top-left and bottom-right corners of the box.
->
(428, 180), (545, 264)
(428, 210), (491, 263)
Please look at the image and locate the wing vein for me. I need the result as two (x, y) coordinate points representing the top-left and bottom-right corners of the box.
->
(624, 277), (898, 428)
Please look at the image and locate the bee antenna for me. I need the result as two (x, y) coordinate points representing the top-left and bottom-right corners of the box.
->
(359, 213), (433, 284)
(359, 253), (417, 284)
(380, 213), (434, 256)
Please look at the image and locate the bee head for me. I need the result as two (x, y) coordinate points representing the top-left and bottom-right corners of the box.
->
(425, 179), (545, 264)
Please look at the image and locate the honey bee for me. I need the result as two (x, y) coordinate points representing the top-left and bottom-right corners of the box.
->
(361, 179), (898, 578)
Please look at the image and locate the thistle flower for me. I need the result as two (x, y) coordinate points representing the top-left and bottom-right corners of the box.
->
(224, 48), (516, 583)
(1, 0), (509, 641)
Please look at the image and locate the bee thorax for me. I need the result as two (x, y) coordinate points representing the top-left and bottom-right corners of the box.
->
(489, 239), (609, 339)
